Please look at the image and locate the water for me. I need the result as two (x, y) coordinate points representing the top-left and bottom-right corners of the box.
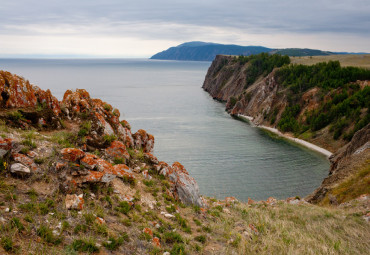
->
(0, 58), (329, 201)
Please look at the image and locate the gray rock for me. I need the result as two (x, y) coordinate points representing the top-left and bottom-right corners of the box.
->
(10, 163), (31, 175)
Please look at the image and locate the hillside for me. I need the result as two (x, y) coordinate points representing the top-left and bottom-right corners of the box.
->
(150, 42), (271, 61)
(0, 70), (369, 254)
(150, 42), (365, 61)
(202, 53), (370, 206)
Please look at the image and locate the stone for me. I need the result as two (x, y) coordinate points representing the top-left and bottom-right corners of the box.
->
(0, 137), (15, 157)
(80, 153), (99, 169)
(152, 237), (161, 248)
(95, 217), (105, 225)
(105, 140), (130, 160)
(12, 153), (38, 171)
(10, 163), (31, 175)
(144, 153), (159, 164)
(170, 162), (204, 207)
(61, 148), (85, 162)
(94, 112), (115, 136)
(142, 170), (152, 180)
(65, 194), (84, 210)
(111, 164), (135, 181)
(133, 129), (154, 153)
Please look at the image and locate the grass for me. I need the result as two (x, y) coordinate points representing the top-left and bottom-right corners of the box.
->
(291, 54), (370, 69)
(321, 160), (370, 205)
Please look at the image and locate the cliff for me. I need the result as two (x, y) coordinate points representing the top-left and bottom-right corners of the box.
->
(203, 54), (370, 204)
(0, 70), (369, 254)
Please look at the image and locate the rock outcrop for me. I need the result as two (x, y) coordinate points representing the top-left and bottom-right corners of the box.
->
(0, 70), (204, 207)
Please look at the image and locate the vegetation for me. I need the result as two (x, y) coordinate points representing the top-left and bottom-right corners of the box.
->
(237, 53), (290, 88)
(272, 61), (370, 139)
(276, 60), (370, 93)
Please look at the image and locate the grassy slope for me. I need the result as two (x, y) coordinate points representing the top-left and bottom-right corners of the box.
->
(291, 54), (370, 69)
(0, 121), (369, 254)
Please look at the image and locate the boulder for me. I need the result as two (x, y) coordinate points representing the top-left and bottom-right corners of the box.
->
(61, 148), (85, 162)
(12, 153), (38, 171)
(10, 163), (31, 175)
(170, 162), (204, 207)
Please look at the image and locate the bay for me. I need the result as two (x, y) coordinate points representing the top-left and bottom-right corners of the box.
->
(0, 58), (329, 201)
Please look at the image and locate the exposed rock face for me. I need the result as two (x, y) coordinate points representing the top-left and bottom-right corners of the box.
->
(307, 124), (370, 203)
(0, 70), (205, 208)
(202, 55), (248, 101)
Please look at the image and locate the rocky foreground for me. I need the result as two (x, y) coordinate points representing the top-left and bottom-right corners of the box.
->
(0, 70), (369, 254)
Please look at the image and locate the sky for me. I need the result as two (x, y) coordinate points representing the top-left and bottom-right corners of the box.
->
(0, 0), (369, 58)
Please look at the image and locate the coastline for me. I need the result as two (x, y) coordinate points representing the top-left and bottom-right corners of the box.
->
(237, 114), (333, 158)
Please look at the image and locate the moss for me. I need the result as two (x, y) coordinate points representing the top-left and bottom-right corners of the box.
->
(71, 238), (99, 253)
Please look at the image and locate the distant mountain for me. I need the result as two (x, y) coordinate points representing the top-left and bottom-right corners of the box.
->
(150, 42), (272, 61)
(150, 42), (366, 61)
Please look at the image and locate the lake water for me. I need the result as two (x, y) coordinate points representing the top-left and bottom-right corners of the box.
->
(0, 58), (329, 201)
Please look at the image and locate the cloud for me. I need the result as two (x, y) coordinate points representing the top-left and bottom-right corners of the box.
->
(0, 0), (369, 56)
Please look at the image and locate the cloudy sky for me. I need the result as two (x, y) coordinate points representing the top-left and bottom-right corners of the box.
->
(0, 0), (369, 57)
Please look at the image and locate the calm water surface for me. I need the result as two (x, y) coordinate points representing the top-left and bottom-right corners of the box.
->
(0, 59), (329, 201)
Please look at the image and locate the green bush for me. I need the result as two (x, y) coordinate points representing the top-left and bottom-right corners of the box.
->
(71, 238), (99, 253)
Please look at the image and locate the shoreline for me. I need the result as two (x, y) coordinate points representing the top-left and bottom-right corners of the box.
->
(237, 114), (333, 158)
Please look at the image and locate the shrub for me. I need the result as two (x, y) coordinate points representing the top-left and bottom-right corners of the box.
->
(163, 232), (183, 244)
(115, 201), (131, 215)
(103, 234), (128, 250)
(71, 238), (99, 253)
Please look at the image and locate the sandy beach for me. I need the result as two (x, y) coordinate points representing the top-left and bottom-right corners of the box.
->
(238, 114), (333, 158)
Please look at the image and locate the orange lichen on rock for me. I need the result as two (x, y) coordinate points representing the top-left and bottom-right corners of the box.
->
(133, 129), (154, 153)
(105, 140), (130, 160)
(61, 148), (85, 162)
(111, 164), (135, 181)
(80, 153), (99, 169)
(152, 237), (161, 248)
(65, 194), (84, 210)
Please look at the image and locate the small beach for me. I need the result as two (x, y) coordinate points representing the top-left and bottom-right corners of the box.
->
(238, 114), (333, 158)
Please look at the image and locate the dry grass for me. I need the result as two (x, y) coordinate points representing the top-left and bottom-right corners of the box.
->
(321, 160), (370, 205)
(204, 201), (370, 255)
(291, 54), (370, 69)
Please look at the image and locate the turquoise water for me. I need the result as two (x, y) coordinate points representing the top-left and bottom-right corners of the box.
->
(0, 58), (329, 201)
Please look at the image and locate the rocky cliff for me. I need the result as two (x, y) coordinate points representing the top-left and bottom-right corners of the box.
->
(203, 54), (370, 204)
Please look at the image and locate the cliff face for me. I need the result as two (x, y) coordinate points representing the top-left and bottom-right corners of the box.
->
(202, 55), (370, 204)
(202, 55), (250, 101)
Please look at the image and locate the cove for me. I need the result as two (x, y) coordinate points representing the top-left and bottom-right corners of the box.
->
(0, 58), (329, 201)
